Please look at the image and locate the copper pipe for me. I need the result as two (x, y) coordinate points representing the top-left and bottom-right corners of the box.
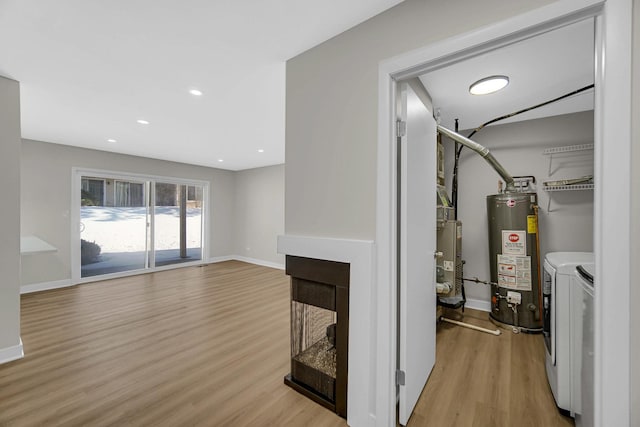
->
(533, 205), (543, 326)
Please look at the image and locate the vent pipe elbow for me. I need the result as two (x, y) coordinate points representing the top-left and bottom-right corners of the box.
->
(436, 125), (516, 191)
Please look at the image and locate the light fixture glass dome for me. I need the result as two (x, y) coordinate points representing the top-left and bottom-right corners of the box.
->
(469, 75), (509, 95)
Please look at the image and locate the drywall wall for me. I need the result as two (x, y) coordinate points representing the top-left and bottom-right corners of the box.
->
(0, 76), (22, 359)
(443, 111), (594, 303)
(631, 0), (639, 424)
(20, 140), (236, 285)
(285, 0), (555, 239)
(234, 164), (285, 267)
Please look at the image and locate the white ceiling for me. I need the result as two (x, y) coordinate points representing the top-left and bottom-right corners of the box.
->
(419, 18), (595, 132)
(0, 0), (404, 170)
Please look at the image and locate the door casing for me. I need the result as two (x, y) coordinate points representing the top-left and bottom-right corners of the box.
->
(375, 1), (631, 426)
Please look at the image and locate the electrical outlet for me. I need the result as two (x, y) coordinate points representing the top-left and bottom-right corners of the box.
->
(507, 291), (522, 305)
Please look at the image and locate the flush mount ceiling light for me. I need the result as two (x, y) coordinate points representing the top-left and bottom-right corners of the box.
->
(107, 138), (117, 143)
(189, 89), (203, 96)
(257, 149), (264, 153)
(137, 119), (150, 125)
(469, 75), (509, 95)
(217, 159), (224, 162)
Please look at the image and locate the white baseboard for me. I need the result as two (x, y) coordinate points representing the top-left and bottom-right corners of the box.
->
(207, 255), (236, 264)
(465, 298), (492, 312)
(208, 255), (285, 270)
(21, 279), (73, 294)
(0, 338), (24, 365)
(232, 256), (285, 270)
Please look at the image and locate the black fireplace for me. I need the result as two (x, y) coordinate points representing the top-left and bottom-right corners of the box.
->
(284, 255), (349, 418)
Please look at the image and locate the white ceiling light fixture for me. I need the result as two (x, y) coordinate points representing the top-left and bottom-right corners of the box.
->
(257, 149), (264, 153)
(217, 159), (224, 162)
(107, 138), (117, 143)
(469, 75), (510, 95)
(189, 89), (203, 96)
(137, 119), (150, 125)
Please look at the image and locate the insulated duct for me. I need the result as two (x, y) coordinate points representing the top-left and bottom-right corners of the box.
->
(437, 125), (516, 192)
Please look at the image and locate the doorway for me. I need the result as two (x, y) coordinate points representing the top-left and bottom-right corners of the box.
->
(376, 1), (632, 426)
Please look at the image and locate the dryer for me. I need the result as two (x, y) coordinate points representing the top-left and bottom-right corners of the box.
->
(572, 263), (595, 427)
(543, 252), (593, 414)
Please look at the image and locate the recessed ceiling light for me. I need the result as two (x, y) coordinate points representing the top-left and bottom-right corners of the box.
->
(217, 159), (224, 162)
(107, 138), (117, 143)
(137, 119), (150, 125)
(257, 149), (264, 153)
(469, 75), (509, 95)
(189, 89), (203, 96)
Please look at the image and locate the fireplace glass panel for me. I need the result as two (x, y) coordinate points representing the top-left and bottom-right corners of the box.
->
(291, 300), (337, 401)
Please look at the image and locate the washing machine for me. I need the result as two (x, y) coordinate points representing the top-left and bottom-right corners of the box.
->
(542, 252), (593, 414)
(572, 263), (595, 427)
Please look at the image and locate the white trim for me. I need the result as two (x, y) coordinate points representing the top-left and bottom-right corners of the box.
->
(232, 256), (284, 270)
(464, 298), (492, 313)
(148, 180), (155, 269)
(207, 255), (236, 264)
(594, 1), (632, 425)
(384, 1), (603, 82)
(0, 338), (24, 365)
(376, 1), (615, 426)
(277, 235), (376, 427)
(21, 279), (73, 294)
(375, 54), (398, 427)
(72, 167), (210, 187)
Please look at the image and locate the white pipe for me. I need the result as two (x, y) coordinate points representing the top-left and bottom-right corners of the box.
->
(436, 281), (452, 294)
(440, 316), (501, 336)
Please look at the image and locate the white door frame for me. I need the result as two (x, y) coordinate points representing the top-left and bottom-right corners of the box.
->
(375, 1), (631, 426)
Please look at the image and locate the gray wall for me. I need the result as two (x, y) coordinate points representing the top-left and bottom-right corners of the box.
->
(234, 165), (285, 266)
(631, 0), (639, 424)
(21, 140), (286, 286)
(21, 140), (236, 285)
(0, 76), (21, 353)
(285, 0), (555, 239)
(443, 112), (594, 303)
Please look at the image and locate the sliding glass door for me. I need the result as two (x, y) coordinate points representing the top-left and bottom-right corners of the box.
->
(77, 170), (206, 280)
(154, 182), (203, 266)
(80, 176), (149, 277)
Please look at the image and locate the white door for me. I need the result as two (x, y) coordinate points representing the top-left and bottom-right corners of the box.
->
(398, 82), (437, 426)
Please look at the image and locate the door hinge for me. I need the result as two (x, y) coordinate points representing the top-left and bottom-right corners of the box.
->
(396, 369), (406, 386)
(396, 120), (406, 137)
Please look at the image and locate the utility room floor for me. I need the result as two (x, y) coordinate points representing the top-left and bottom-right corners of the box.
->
(407, 308), (574, 427)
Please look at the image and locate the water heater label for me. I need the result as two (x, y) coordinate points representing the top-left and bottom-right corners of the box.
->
(502, 230), (526, 255)
(527, 215), (537, 234)
(497, 254), (532, 291)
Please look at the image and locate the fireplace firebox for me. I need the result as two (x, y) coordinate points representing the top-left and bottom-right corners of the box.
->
(284, 255), (349, 418)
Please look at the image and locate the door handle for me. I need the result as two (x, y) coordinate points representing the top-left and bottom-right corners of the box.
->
(434, 251), (443, 259)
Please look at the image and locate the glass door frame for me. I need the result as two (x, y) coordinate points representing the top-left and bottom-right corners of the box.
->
(71, 167), (209, 283)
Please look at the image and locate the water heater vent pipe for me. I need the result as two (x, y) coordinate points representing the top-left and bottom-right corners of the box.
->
(437, 125), (516, 192)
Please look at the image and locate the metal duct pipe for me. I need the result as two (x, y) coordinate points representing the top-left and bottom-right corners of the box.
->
(437, 125), (516, 192)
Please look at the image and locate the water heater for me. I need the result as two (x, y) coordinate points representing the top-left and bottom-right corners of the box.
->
(487, 192), (541, 331)
(437, 124), (541, 332)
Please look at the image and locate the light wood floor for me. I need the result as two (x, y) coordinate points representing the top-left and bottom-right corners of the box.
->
(0, 261), (571, 426)
(409, 308), (574, 427)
